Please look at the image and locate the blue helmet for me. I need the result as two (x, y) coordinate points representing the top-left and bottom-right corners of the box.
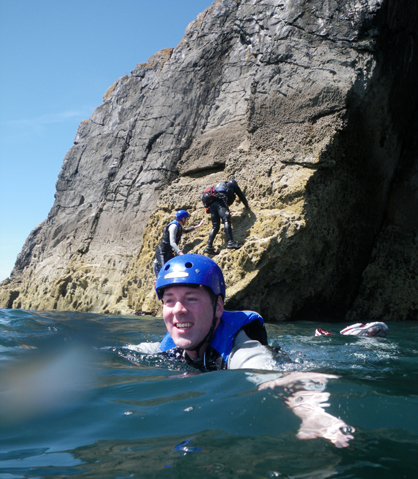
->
(175, 210), (189, 221)
(155, 254), (225, 300)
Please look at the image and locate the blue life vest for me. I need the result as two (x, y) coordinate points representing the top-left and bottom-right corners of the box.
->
(160, 220), (182, 248)
(158, 310), (265, 364)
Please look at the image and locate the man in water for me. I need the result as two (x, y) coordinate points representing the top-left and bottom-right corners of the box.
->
(204, 179), (249, 254)
(138, 254), (355, 448)
(153, 210), (205, 277)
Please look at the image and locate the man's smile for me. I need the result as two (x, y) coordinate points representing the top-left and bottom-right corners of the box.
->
(175, 322), (193, 329)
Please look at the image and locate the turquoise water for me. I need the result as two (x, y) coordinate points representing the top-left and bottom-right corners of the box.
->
(1, 309), (417, 478)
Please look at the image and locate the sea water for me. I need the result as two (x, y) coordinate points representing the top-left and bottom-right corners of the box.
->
(0, 309), (417, 479)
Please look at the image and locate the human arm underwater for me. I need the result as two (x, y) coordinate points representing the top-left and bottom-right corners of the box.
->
(228, 331), (355, 448)
(254, 372), (355, 448)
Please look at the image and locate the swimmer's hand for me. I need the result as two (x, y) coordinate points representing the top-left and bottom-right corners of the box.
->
(258, 372), (355, 448)
(286, 392), (355, 448)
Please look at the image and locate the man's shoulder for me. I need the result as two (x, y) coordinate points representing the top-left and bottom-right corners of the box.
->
(228, 331), (275, 370)
(220, 310), (267, 347)
(222, 310), (264, 324)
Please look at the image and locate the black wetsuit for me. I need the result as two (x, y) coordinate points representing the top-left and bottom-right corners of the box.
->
(154, 221), (183, 275)
(154, 220), (196, 275)
(206, 179), (249, 249)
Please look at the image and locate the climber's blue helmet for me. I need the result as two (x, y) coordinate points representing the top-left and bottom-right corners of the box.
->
(175, 210), (190, 221)
(155, 254), (225, 300)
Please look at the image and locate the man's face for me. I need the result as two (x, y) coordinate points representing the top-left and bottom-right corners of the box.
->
(162, 285), (224, 356)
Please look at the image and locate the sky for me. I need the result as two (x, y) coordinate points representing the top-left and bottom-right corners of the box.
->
(0, 0), (214, 281)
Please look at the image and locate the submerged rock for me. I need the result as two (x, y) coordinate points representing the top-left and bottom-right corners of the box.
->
(1, 0), (417, 321)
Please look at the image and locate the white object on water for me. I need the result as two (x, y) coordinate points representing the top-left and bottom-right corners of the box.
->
(314, 328), (333, 336)
(340, 322), (388, 337)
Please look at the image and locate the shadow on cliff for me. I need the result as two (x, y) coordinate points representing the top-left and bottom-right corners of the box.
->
(227, 0), (418, 322)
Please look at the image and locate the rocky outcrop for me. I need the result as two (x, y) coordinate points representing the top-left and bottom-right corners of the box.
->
(1, 0), (417, 321)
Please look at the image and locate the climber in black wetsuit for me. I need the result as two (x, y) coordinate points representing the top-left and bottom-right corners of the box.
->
(154, 210), (204, 277)
(204, 179), (250, 254)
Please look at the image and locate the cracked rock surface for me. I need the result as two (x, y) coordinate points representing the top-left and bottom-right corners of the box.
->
(1, 0), (417, 321)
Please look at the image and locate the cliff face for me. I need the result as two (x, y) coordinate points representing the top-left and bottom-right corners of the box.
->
(1, 0), (417, 321)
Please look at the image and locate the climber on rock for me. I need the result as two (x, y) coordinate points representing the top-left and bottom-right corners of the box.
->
(153, 210), (205, 277)
(202, 179), (250, 254)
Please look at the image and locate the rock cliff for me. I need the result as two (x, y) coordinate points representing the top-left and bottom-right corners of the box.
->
(1, 0), (417, 321)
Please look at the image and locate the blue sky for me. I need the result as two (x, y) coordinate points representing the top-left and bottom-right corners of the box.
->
(0, 0), (214, 281)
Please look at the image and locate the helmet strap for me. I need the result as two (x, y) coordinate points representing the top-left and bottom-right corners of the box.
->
(191, 295), (219, 360)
